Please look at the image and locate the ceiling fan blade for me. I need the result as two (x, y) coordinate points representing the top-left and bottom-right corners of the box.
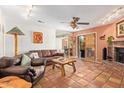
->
(77, 22), (90, 25)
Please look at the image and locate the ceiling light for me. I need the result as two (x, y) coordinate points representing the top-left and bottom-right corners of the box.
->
(37, 20), (44, 23)
(26, 5), (33, 18)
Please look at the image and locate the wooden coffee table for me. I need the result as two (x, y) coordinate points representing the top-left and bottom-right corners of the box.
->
(52, 57), (76, 76)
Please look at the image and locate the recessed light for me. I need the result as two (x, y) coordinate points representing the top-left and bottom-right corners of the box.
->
(37, 20), (44, 23)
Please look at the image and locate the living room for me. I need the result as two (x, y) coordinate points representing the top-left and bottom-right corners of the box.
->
(1, 4), (124, 89)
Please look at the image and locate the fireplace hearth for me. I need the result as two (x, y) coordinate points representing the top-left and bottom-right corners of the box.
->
(115, 48), (124, 63)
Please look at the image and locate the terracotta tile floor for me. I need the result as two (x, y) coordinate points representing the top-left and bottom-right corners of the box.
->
(33, 59), (124, 88)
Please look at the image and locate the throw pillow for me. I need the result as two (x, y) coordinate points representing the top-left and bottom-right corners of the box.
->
(30, 52), (39, 59)
(21, 54), (31, 66)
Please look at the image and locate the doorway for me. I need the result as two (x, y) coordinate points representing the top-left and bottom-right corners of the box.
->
(78, 36), (85, 58)
(77, 33), (96, 62)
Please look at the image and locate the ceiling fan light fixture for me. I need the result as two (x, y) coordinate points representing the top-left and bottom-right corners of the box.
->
(61, 17), (89, 29)
(70, 22), (77, 29)
(71, 25), (77, 29)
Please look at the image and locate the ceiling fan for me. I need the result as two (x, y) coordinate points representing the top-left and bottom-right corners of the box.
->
(61, 17), (90, 29)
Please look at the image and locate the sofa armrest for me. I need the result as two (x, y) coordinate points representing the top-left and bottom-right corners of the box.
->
(0, 66), (36, 82)
(0, 66), (30, 75)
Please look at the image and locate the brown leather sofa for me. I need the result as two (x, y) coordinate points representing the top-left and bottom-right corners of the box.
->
(29, 50), (64, 65)
(0, 56), (47, 86)
(0, 50), (63, 86)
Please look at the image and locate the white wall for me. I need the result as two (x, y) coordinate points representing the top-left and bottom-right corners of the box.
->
(0, 8), (4, 57)
(3, 14), (56, 57)
(0, 7), (57, 57)
(56, 37), (64, 52)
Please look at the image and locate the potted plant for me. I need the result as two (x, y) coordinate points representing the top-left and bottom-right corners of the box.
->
(107, 36), (114, 61)
(107, 36), (114, 46)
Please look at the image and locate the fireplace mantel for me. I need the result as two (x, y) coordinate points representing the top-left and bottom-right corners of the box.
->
(112, 40), (124, 47)
(112, 40), (124, 42)
(113, 45), (124, 48)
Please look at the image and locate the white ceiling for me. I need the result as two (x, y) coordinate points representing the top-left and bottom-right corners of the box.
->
(33, 5), (122, 30)
(0, 5), (123, 36)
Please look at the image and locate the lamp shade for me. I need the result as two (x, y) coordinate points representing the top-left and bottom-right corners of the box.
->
(7, 26), (24, 35)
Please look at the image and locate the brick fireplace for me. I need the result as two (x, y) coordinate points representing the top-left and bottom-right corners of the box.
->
(112, 40), (124, 63)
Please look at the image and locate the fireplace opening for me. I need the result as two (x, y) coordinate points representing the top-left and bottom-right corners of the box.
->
(115, 48), (124, 63)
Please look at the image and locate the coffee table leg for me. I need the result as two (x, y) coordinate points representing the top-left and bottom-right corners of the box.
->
(72, 62), (76, 72)
(61, 65), (65, 76)
(52, 64), (55, 69)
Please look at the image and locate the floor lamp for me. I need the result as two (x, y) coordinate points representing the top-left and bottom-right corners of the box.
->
(7, 27), (25, 56)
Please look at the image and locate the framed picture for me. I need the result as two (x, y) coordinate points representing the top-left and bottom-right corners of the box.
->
(33, 32), (43, 43)
(116, 20), (124, 37)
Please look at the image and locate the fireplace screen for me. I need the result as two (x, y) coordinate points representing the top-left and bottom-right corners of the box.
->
(115, 48), (124, 63)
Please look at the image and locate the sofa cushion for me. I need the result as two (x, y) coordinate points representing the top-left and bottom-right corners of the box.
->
(41, 50), (52, 57)
(21, 54), (31, 66)
(50, 50), (57, 56)
(38, 51), (43, 58)
(31, 58), (45, 66)
(0, 57), (15, 68)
